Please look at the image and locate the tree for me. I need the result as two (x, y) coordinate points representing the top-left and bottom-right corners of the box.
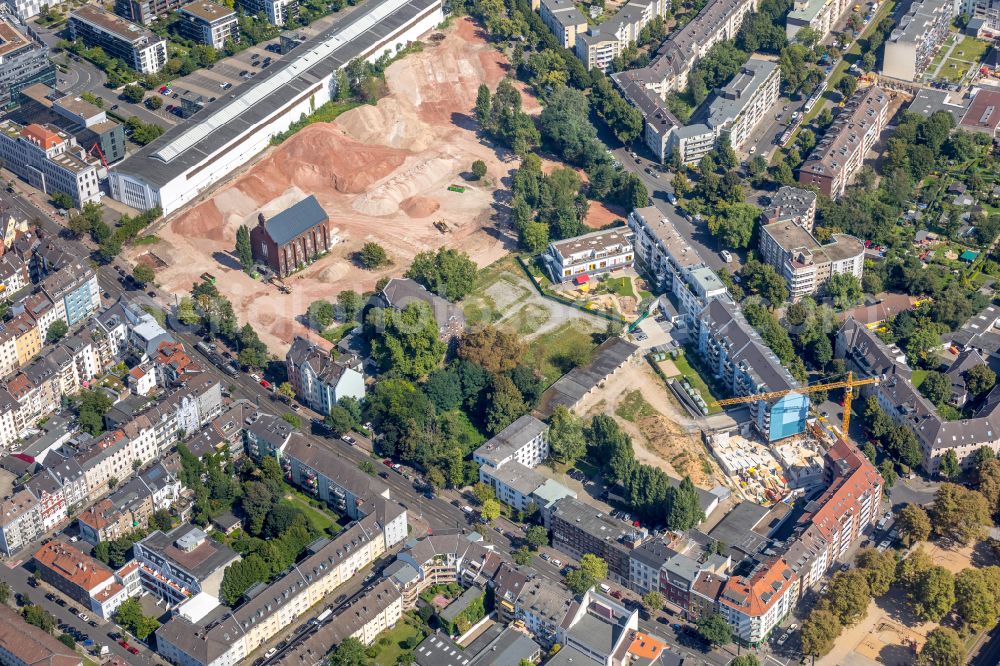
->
(337, 290), (362, 322)
(826, 272), (863, 310)
(513, 546), (533, 565)
(457, 325), (526, 373)
(307, 300), (336, 330)
(51, 191), (73, 211)
(696, 613), (731, 647)
(485, 374), (527, 435)
(521, 221), (549, 253)
(132, 264), (155, 286)
(855, 547), (897, 596)
(471, 160), (488, 179)
(548, 405), (586, 464)
(800, 609), (842, 657)
(58, 633), (76, 649)
(642, 590), (664, 610)
(45, 320), (68, 343)
(367, 302), (445, 379)
(932, 483), (991, 545)
(894, 504), (930, 548)
(121, 84), (144, 103)
(708, 203), (758, 248)
(150, 509), (173, 531)
(731, 658), (760, 666)
(145, 95), (163, 110)
(472, 483), (495, 505)
(236, 225), (253, 272)
(22, 605), (56, 633)
(939, 449), (960, 480)
(359, 242), (389, 269)
(819, 569), (871, 625)
(525, 525), (548, 550)
(954, 567), (1000, 630)
(919, 371), (951, 408)
(837, 75), (858, 98)
(480, 498), (502, 523)
(966, 364), (996, 397)
(565, 568), (596, 594)
(329, 637), (368, 666)
(325, 405), (356, 436)
(0, 581), (10, 604)
(579, 553), (608, 581)
(918, 627), (965, 666)
(405, 248), (478, 301)
(911, 565), (955, 622)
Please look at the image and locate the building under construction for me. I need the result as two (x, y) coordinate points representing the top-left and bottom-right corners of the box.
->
(15, 83), (125, 165)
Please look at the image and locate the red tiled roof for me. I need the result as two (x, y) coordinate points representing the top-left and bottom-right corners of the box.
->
(34, 541), (115, 593)
(21, 123), (64, 150)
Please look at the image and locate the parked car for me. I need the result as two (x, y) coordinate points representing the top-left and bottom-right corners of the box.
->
(720, 250), (733, 263)
(341, 435), (356, 445)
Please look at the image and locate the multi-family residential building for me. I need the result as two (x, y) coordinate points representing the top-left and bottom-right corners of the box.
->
(155, 508), (405, 666)
(543, 227), (635, 284)
(380, 277), (466, 339)
(24, 454), (86, 530)
(613, 73), (681, 161)
(762, 186), (817, 231)
(536, 0), (588, 47)
(669, 57), (780, 164)
(8, 311), (40, 368)
(573, 0), (669, 72)
(77, 461), (180, 543)
(0, 603), (81, 666)
(0, 487), (41, 555)
(0, 254), (29, 295)
(243, 410), (296, 460)
(557, 589), (641, 665)
(114, 0), (185, 23)
(799, 86), (891, 198)
(628, 206), (728, 324)
(16, 84), (127, 164)
(695, 298), (808, 441)
(966, 0), (1000, 35)
(0, 18), (55, 109)
(550, 496), (646, 585)
(473, 415), (549, 472)
(837, 316), (1000, 473)
(235, 0), (298, 24)
(478, 460), (576, 516)
(759, 217), (864, 301)
(32, 541), (139, 619)
(0, 121), (101, 208)
(176, 1), (239, 48)
(786, 0), (852, 41)
(133, 524), (240, 605)
(958, 87), (1000, 142)
(717, 556), (796, 644)
(782, 438), (883, 595)
(881, 0), (955, 81)
(69, 6), (168, 75)
(285, 336), (364, 415)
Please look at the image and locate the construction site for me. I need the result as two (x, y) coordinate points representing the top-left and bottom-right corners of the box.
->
(126, 17), (535, 352)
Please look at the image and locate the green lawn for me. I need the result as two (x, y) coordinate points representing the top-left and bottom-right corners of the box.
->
(320, 321), (356, 345)
(954, 34), (991, 65)
(524, 319), (599, 387)
(134, 234), (160, 245)
(671, 350), (723, 414)
(604, 277), (637, 298)
(911, 369), (929, 388)
(282, 491), (341, 534)
(616, 389), (657, 422)
(370, 618), (425, 666)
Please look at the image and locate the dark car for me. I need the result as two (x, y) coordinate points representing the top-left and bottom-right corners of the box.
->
(378, 471), (389, 479)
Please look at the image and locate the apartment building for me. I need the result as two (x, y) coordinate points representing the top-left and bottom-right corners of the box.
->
(16, 84), (126, 164)
(24, 454), (86, 530)
(0, 254), (29, 295)
(882, 0), (955, 81)
(243, 410), (296, 460)
(69, 6), (168, 75)
(77, 461), (181, 543)
(473, 415), (549, 472)
(0, 603), (81, 666)
(557, 590), (641, 665)
(479, 460), (576, 517)
(537, 0), (587, 47)
(628, 206), (728, 323)
(759, 220), (864, 301)
(786, 0), (852, 41)
(669, 57), (780, 164)
(0, 488), (40, 555)
(0, 19), (55, 109)
(176, 1), (239, 49)
(543, 227), (635, 283)
(574, 0), (668, 72)
(959, 87), (1000, 141)
(799, 86), (890, 198)
(114, 0), (184, 23)
(612, 72), (681, 161)
(33, 541), (139, 619)
(235, 0), (298, 25)
(155, 510), (402, 666)
(133, 524), (240, 605)
(8, 311), (39, 368)
(695, 298), (808, 441)
(717, 556), (797, 644)
(0, 121), (101, 208)
(966, 0), (1000, 34)
(550, 496), (646, 585)
(762, 186), (817, 231)
(836, 317), (1000, 473)
(285, 336), (364, 415)
(782, 439), (883, 594)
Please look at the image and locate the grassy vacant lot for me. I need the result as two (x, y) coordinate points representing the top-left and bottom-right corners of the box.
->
(616, 389), (657, 422)
(524, 319), (599, 387)
(282, 491), (341, 534)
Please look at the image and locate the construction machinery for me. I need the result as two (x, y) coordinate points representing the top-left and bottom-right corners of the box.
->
(711, 371), (879, 437)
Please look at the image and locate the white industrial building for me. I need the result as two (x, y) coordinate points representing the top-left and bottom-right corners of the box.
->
(109, 0), (444, 214)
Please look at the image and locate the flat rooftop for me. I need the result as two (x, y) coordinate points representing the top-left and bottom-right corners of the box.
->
(631, 206), (702, 268)
(71, 5), (159, 45)
(114, 0), (441, 190)
(0, 19), (31, 60)
(550, 226), (633, 261)
(179, 0), (237, 22)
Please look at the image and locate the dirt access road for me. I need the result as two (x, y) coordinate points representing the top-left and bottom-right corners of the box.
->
(130, 18), (538, 353)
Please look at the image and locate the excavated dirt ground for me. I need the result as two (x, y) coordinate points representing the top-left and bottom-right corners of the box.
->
(132, 18), (538, 352)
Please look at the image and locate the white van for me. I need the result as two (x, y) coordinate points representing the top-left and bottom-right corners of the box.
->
(599, 584), (611, 594)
